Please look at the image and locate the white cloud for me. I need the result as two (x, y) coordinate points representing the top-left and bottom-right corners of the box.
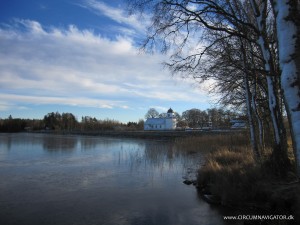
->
(150, 106), (169, 113)
(78, 0), (147, 34)
(0, 19), (211, 118)
(0, 101), (29, 112)
(0, 102), (12, 111)
(0, 94), (126, 109)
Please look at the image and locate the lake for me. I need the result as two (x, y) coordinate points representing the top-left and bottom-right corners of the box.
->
(0, 133), (228, 225)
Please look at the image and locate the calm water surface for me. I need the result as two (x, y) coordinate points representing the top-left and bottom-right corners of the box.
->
(0, 133), (228, 225)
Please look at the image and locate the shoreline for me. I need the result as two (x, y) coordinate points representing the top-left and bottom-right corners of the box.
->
(25, 129), (242, 139)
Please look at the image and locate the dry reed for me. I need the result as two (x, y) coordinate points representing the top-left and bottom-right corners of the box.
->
(191, 133), (300, 222)
(174, 132), (250, 154)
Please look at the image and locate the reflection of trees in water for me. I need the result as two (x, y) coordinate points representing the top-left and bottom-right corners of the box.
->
(80, 137), (98, 151)
(43, 135), (120, 152)
(0, 134), (12, 151)
(144, 141), (177, 168)
(1, 133), (46, 151)
(80, 137), (141, 152)
(144, 141), (203, 167)
(118, 140), (203, 179)
(120, 140), (204, 175)
(43, 135), (77, 152)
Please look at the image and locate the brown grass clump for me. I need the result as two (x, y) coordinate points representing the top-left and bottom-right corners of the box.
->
(175, 132), (299, 218)
(197, 147), (269, 205)
(196, 135), (300, 223)
(176, 133), (272, 204)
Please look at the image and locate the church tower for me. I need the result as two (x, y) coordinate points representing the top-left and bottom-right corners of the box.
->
(167, 108), (175, 118)
(166, 108), (176, 129)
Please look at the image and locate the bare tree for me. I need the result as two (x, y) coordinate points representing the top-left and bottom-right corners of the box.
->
(127, 0), (298, 174)
(145, 108), (160, 118)
(182, 108), (204, 128)
(250, 0), (289, 172)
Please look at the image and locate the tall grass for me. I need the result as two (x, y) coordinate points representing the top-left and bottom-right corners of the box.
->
(175, 133), (263, 204)
(174, 132), (299, 223)
(197, 147), (266, 205)
(174, 132), (250, 154)
(178, 132), (300, 223)
(175, 132), (268, 204)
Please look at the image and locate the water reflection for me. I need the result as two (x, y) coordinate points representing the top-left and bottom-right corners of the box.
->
(80, 136), (98, 150)
(43, 135), (77, 151)
(0, 133), (225, 225)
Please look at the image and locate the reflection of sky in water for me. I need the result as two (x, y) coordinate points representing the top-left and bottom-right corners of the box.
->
(0, 133), (226, 225)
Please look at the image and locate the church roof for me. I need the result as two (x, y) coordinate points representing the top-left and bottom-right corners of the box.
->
(167, 108), (174, 113)
(145, 118), (165, 125)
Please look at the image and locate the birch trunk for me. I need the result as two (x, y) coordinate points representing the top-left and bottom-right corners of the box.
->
(250, 0), (289, 173)
(251, 81), (265, 153)
(240, 40), (260, 159)
(244, 74), (260, 159)
(271, 0), (300, 175)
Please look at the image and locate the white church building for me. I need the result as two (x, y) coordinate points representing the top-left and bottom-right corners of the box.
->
(144, 108), (177, 131)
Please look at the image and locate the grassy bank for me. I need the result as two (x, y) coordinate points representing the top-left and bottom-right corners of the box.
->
(176, 133), (300, 224)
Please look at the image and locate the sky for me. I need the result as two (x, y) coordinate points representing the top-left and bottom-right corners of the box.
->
(0, 0), (213, 123)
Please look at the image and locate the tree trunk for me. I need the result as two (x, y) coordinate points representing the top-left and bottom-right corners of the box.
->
(251, 81), (265, 154)
(251, 0), (289, 174)
(245, 73), (260, 160)
(240, 40), (260, 160)
(271, 0), (300, 176)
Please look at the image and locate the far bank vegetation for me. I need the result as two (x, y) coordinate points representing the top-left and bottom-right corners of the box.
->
(0, 106), (241, 132)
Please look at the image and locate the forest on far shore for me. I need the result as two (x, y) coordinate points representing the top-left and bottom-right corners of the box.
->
(0, 107), (244, 132)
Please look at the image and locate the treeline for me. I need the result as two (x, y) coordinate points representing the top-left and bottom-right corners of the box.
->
(145, 107), (244, 128)
(0, 107), (244, 132)
(79, 116), (144, 131)
(0, 115), (44, 132)
(180, 108), (245, 128)
(0, 112), (144, 133)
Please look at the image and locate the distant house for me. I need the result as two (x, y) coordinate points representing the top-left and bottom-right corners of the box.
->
(144, 108), (176, 130)
(230, 120), (247, 129)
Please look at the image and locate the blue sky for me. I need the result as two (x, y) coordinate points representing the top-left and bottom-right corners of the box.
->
(0, 0), (213, 122)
